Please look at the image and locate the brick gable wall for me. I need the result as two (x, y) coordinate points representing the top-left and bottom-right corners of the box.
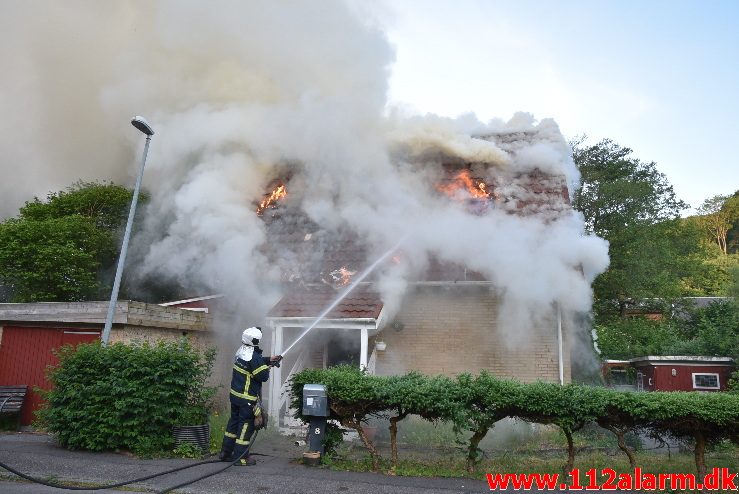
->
(373, 285), (570, 383)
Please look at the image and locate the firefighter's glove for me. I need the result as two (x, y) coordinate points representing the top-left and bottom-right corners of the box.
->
(269, 355), (283, 368)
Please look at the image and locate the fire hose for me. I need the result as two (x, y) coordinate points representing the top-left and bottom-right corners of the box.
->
(0, 361), (281, 491)
(0, 430), (263, 493)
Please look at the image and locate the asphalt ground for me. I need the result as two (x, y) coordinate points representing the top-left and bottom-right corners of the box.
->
(0, 432), (498, 494)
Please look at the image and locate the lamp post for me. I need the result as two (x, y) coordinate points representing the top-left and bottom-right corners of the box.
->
(101, 116), (154, 345)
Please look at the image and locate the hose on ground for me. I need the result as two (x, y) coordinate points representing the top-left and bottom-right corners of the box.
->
(0, 431), (263, 492)
(0, 455), (220, 490)
(157, 430), (259, 494)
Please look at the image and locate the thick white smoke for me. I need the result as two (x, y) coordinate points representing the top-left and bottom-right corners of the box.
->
(0, 1), (609, 344)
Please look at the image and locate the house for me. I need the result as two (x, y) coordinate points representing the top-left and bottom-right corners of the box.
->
(1, 129), (605, 428)
(631, 356), (735, 392)
(258, 133), (592, 423)
(602, 356), (736, 392)
(0, 301), (210, 425)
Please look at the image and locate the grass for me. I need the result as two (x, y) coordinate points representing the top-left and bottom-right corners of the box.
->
(319, 417), (738, 493)
(209, 410), (228, 453)
(323, 449), (738, 493)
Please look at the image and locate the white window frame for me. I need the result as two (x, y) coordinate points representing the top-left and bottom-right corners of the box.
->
(692, 373), (720, 390)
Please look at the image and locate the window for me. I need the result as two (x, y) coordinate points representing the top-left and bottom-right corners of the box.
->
(609, 369), (629, 385)
(692, 373), (720, 390)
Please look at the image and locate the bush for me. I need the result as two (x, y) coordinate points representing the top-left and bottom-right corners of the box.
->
(290, 368), (739, 475)
(36, 340), (216, 455)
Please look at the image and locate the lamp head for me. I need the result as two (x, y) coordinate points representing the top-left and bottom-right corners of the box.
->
(131, 116), (154, 136)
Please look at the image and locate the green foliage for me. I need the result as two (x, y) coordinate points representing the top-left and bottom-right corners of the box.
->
(0, 216), (114, 301)
(594, 317), (681, 360)
(728, 191), (739, 254)
(0, 181), (138, 302)
(572, 138), (686, 235)
(729, 371), (739, 393)
(19, 181), (137, 230)
(328, 449), (737, 481)
(593, 221), (706, 316)
(209, 411), (228, 453)
(570, 138), (716, 316)
(323, 423), (346, 458)
(36, 340), (217, 456)
(290, 368), (739, 474)
(289, 365), (387, 424)
(173, 442), (205, 459)
(595, 300), (738, 361)
(696, 193), (739, 255)
(725, 264), (739, 298)
(664, 300), (739, 360)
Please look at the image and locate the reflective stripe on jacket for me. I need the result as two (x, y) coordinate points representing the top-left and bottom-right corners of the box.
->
(229, 348), (270, 402)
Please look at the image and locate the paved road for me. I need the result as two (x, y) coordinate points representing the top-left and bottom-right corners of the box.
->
(1, 432), (498, 494)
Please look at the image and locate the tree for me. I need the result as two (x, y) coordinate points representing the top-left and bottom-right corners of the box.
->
(573, 138), (686, 236)
(683, 192), (739, 295)
(0, 216), (112, 301)
(0, 181), (135, 302)
(696, 194), (739, 255)
(664, 301), (739, 369)
(19, 180), (134, 229)
(572, 139), (699, 317)
(727, 191), (739, 254)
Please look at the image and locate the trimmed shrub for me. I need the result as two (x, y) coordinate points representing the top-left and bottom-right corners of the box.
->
(36, 340), (216, 456)
(289, 368), (739, 475)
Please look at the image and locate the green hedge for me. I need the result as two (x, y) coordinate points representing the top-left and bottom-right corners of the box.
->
(290, 366), (739, 475)
(36, 340), (216, 456)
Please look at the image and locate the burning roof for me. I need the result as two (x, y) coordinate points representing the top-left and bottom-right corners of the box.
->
(258, 134), (572, 290)
(256, 182), (287, 216)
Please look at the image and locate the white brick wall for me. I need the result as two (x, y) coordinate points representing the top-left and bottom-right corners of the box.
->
(374, 285), (571, 383)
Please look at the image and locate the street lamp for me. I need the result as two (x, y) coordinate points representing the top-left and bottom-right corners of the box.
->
(101, 116), (155, 345)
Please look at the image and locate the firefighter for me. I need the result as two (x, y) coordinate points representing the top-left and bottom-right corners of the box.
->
(219, 326), (282, 465)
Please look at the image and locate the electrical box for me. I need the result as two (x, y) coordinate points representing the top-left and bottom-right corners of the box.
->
(302, 383), (329, 417)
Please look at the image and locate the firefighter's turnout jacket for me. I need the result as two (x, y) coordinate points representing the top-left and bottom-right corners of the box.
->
(229, 347), (270, 403)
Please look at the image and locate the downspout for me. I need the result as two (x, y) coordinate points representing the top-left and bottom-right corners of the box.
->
(557, 303), (564, 385)
(360, 327), (368, 370)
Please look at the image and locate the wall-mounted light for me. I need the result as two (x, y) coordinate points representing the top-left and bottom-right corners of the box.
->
(392, 320), (404, 332)
(671, 368), (677, 377)
(375, 341), (387, 351)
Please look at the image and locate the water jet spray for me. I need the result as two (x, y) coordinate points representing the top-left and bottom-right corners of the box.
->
(280, 236), (407, 358)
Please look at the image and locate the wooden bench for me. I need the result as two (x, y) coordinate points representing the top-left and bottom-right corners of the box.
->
(0, 386), (28, 428)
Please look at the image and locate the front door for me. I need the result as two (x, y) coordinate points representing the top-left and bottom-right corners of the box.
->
(325, 332), (360, 368)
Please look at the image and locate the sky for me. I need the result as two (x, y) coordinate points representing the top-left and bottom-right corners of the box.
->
(0, 0), (736, 218)
(378, 0), (739, 212)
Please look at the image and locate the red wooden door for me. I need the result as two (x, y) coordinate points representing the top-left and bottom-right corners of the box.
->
(0, 326), (100, 425)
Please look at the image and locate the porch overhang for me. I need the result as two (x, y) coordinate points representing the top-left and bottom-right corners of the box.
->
(264, 287), (387, 422)
(266, 316), (383, 332)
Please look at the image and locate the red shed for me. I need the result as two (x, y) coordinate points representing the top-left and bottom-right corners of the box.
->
(630, 356), (735, 392)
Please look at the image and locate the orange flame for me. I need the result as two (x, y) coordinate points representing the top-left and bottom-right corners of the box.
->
(436, 170), (491, 201)
(330, 266), (356, 286)
(256, 184), (287, 215)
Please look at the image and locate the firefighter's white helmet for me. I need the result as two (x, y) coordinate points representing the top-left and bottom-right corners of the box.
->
(241, 326), (262, 346)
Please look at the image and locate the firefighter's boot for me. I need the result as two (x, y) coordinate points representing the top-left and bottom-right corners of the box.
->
(236, 456), (256, 466)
